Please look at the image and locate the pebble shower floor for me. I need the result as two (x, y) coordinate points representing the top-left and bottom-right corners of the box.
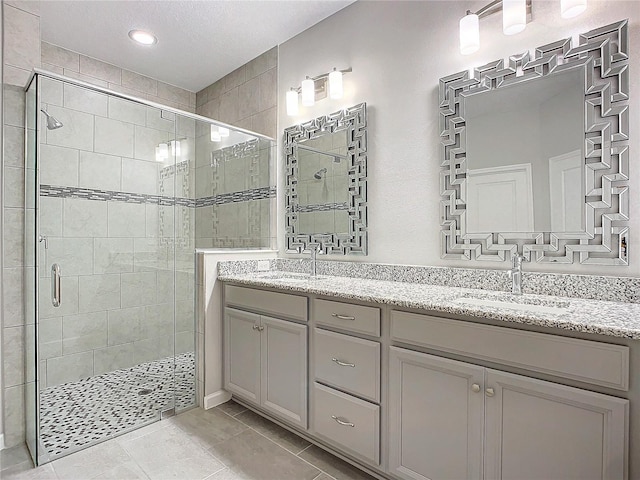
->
(39, 352), (196, 459)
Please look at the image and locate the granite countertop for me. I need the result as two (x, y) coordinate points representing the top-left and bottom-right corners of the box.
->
(218, 271), (640, 339)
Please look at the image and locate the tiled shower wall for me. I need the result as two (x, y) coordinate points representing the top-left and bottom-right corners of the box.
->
(37, 76), (196, 388)
(195, 47), (277, 249)
(41, 42), (196, 113)
(2, 0), (43, 448)
(196, 47), (277, 139)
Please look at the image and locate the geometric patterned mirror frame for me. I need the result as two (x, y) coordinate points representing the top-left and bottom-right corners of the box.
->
(284, 103), (367, 255)
(440, 20), (629, 265)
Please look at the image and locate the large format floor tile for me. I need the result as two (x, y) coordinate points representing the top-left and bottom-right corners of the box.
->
(1, 402), (377, 480)
(209, 429), (320, 480)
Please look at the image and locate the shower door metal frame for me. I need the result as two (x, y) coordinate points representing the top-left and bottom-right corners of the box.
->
(24, 69), (253, 464)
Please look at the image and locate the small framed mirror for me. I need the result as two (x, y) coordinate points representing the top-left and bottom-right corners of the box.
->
(284, 103), (367, 254)
(439, 20), (629, 265)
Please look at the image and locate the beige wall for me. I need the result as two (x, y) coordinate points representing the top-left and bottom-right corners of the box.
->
(196, 47), (277, 139)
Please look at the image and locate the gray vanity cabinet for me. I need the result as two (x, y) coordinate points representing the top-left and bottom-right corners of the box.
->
(388, 347), (484, 480)
(389, 346), (628, 480)
(223, 288), (308, 429)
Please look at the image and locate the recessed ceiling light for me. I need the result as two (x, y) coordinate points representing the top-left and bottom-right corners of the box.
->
(128, 30), (157, 46)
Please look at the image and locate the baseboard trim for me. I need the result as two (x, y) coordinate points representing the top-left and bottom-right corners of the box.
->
(203, 390), (232, 409)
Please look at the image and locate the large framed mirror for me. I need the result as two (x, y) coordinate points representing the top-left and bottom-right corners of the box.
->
(284, 103), (367, 254)
(440, 20), (629, 265)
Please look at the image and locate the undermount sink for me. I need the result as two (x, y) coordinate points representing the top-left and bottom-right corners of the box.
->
(453, 296), (570, 315)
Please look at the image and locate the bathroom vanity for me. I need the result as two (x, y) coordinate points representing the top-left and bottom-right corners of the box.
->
(219, 271), (637, 480)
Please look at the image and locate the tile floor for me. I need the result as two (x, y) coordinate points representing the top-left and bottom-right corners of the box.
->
(0, 400), (377, 480)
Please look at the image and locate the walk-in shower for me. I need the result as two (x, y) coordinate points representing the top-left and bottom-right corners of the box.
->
(24, 70), (275, 464)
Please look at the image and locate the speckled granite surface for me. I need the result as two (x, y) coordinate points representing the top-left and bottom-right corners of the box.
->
(218, 269), (640, 339)
(217, 259), (640, 303)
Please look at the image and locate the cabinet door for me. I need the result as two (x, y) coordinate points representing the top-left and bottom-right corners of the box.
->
(388, 347), (484, 480)
(224, 308), (261, 403)
(260, 315), (308, 428)
(484, 369), (628, 480)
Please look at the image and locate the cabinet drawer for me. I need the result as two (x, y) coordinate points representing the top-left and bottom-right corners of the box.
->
(314, 328), (380, 403)
(313, 299), (380, 336)
(312, 383), (380, 465)
(391, 310), (629, 391)
(225, 285), (307, 322)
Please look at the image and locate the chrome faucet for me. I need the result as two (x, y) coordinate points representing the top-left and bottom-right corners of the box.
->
(309, 244), (322, 277)
(508, 253), (526, 295)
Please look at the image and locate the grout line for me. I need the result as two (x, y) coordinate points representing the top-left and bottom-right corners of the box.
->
(296, 443), (313, 456)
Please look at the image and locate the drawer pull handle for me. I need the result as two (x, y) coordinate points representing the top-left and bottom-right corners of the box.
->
(252, 324), (264, 331)
(332, 358), (355, 368)
(331, 415), (355, 427)
(485, 387), (495, 397)
(331, 313), (355, 321)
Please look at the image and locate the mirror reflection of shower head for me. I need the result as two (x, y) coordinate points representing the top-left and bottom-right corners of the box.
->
(314, 168), (327, 180)
(41, 109), (63, 130)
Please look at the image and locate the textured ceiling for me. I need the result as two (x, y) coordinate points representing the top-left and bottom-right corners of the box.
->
(40, 0), (355, 92)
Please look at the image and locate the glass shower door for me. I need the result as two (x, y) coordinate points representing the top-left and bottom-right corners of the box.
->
(33, 75), (181, 461)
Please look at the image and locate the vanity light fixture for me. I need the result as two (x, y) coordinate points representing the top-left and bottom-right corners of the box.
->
(170, 140), (181, 156)
(460, 0), (587, 55)
(301, 77), (315, 107)
(210, 125), (230, 142)
(286, 67), (352, 116)
(155, 142), (169, 162)
(459, 0), (532, 55)
(128, 29), (157, 46)
(561, 0), (587, 18)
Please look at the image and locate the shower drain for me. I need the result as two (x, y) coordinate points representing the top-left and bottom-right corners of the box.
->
(138, 388), (153, 396)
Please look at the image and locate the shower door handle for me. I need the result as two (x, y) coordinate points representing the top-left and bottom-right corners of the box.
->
(51, 264), (61, 307)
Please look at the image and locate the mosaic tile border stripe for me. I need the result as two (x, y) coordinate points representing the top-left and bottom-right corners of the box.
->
(298, 202), (348, 213)
(40, 185), (275, 208)
(198, 186), (276, 207)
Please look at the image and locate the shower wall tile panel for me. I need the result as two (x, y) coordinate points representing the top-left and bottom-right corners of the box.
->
(42, 42), (196, 112)
(46, 351), (95, 387)
(197, 46), (277, 138)
(78, 274), (122, 313)
(40, 144), (80, 186)
(78, 151), (122, 191)
(62, 311), (108, 355)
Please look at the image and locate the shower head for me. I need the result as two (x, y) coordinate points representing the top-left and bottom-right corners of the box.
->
(41, 109), (63, 130)
(314, 168), (327, 180)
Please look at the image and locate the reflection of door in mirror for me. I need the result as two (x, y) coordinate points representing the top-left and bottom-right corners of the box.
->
(467, 164), (534, 233)
(549, 150), (583, 232)
(465, 66), (584, 234)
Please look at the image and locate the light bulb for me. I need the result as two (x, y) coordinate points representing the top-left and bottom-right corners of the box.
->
(503, 0), (526, 35)
(170, 140), (181, 156)
(459, 13), (480, 55)
(210, 125), (221, 142)
(301, 77), (315, 107)
(286, 89), (299, 116)
(218, 127), (230, 137)
(155, 146), (163, 162)
(329, 69), (343, 99)
(158, 143), (168, 159)
(561, 0), (586, 18)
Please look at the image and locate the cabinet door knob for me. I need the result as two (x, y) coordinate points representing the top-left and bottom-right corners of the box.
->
(332, 358), (356, 368)
(331, 415), (355, 427)
(258, 326), (264, 331)
(252, 324), (260, 330)
(485, 387), (495, 397)
(471, 383), (481, 393)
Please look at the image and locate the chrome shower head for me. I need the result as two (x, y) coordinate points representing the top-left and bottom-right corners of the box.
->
(41, 109), (63, 130)
(314, 168), (327, 180)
